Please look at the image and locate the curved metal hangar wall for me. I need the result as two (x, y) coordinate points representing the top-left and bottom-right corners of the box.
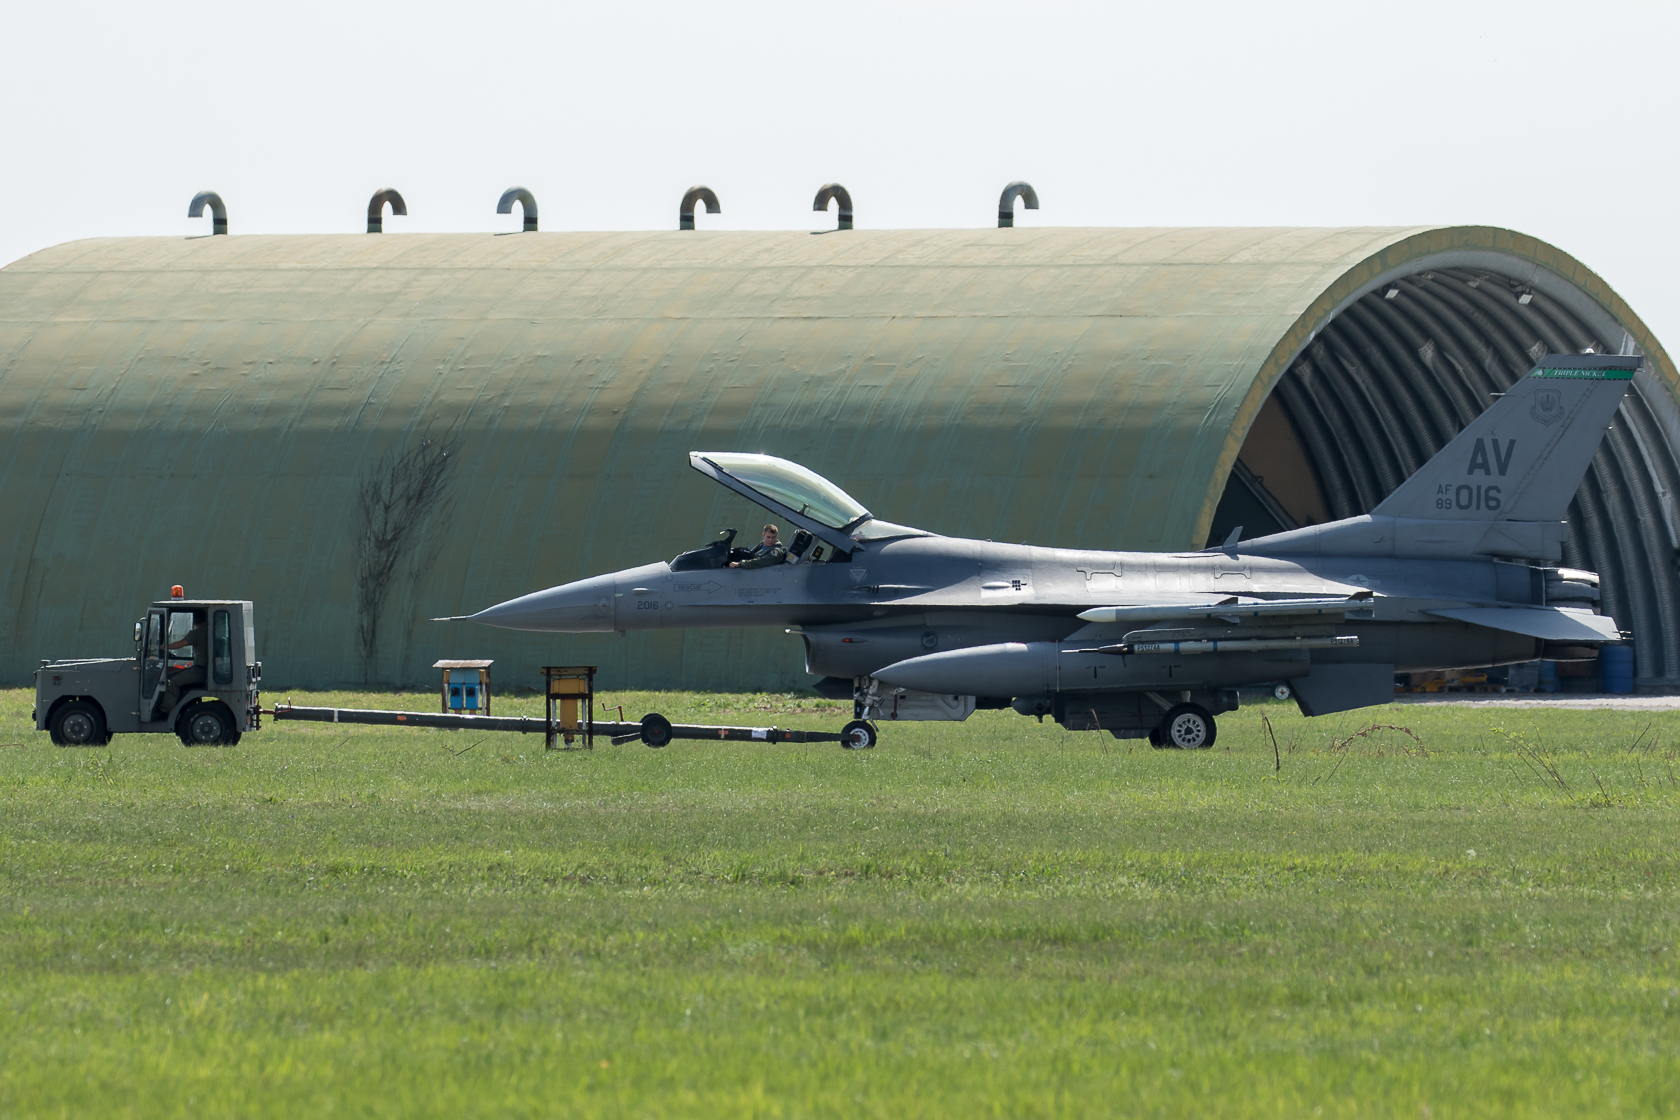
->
(1, 226), (1675, 690)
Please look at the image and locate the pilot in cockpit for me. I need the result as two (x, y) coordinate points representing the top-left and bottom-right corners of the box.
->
(729, 524), (788, 569)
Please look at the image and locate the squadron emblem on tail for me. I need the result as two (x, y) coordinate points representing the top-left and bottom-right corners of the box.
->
(1531, 388), (1565, 425)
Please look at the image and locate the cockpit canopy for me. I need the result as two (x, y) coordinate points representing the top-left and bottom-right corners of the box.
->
(695, 453), (869, 534)
(687, 452), (932, 556)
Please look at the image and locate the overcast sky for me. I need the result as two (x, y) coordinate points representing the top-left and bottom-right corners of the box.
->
(4, 0), (1674, 347)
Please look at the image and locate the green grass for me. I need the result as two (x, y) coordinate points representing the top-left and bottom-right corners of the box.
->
(2, 686), (1677, 1118)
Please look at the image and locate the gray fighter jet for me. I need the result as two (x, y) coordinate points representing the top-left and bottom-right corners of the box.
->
(456, 354), (1634, 749)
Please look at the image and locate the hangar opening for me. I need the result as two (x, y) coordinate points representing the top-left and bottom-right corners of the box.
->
(1211, 263), (1680, 689)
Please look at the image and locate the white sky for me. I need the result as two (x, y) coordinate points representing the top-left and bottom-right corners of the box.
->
(4, 0), (1675, 347)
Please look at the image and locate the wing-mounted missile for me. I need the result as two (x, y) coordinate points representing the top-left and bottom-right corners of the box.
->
(1100, 635), (1359, 656)
(1074, 593), (1373, 626)
(874, 594), (1376, 695)
(1099, 614), (1360, 656)
(1071, 593), (1373, 656)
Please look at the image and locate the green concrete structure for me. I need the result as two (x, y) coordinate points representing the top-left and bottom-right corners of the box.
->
(3, 225), (1676, 690)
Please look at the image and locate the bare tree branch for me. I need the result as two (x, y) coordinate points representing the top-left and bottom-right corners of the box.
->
(354, 422), (461, 681)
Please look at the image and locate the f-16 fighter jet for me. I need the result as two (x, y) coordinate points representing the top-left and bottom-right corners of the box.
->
(456, 354), (1635, 749)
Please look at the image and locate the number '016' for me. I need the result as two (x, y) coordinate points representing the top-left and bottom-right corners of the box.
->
(1435, 484), (1501, 511)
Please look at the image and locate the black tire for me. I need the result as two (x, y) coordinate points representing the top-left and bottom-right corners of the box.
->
(841, 719), (877, 750)
(178, 702), (237, 747)
(1158, 703), (1216, 750)
(1148, 726), (1164, 748)
(640, 712), (673, 748)
(50, 700), (107, 747)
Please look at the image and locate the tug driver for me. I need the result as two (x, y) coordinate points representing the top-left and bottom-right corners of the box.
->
(160, 613), (207, 711)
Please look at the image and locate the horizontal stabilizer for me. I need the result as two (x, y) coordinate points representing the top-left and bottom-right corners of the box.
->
(1424, 606), (1620, 642)
(1077, 595), (1369, 625)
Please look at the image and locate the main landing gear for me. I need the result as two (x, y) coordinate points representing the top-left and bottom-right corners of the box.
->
(1149, 703), (1217, 750)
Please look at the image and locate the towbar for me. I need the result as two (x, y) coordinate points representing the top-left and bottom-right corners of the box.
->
(267, 703), (849, 747)
(269, 703), (616, 735)
(622, 712), (846, 747)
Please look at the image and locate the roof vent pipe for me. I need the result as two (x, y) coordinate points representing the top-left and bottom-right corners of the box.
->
(813, 183), (853, 231)
(366, 188), (406, 233)
(997, 181), (1038, 227)
(497, 187), (538, 232)
(187, 191), (227, 235)
(679, 186), (720, 230)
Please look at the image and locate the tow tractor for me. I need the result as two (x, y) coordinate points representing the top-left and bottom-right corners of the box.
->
(34, 587), (262, 747)
(34, 591), (876, 750)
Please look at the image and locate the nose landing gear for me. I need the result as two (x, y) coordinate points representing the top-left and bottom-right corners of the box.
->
(841, 720), (878, 749)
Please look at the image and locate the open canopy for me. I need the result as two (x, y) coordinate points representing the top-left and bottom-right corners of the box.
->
(689, 452), (929, 552)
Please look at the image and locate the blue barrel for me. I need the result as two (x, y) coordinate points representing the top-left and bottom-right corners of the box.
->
(1539, 660), (1560, 692)
(1600, 645), (1635, 694)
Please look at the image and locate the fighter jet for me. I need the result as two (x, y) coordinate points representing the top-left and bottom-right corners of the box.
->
(456, 354), (1635, 749)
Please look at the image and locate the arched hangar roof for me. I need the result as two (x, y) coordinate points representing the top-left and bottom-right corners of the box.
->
(1, 225), (1675, 689)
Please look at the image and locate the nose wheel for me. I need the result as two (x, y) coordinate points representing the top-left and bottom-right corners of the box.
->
(841, 720), (877, 750)
(1151, 703), (1216, 750)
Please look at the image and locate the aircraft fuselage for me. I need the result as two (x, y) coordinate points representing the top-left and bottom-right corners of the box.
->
(476, 535), (1545, 680)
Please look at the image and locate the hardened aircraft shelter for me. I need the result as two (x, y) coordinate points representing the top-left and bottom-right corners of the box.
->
(2, 224), (1676, 690)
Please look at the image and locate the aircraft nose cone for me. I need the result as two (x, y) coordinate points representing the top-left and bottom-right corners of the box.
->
(468, 572), (618, 632)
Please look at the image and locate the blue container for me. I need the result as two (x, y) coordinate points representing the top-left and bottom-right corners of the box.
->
(448, 668), (484, 710)
(1600, 645), (1634, 694)
(1539, 660), (1560, 693)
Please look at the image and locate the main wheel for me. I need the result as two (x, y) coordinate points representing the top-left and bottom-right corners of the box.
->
(178, 702), (236, 747)
(1158, 703), (1216, 749)
(639, 712), (673, 748)
(841, 720), (877, 750)
(50, 700), (107, 747)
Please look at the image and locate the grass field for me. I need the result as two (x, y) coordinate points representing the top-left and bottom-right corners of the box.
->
(2, 685), (1677, 1118)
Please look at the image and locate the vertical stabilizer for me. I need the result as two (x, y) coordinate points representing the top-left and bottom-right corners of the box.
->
(1371, 354), (1638, 523)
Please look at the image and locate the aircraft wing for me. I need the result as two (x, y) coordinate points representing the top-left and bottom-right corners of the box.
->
(1076, 594), (1371, 625)
(1423, 606), (1621, 642)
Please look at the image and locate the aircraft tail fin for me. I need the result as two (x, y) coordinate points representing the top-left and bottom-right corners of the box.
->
(1371, 353), (1637, 523)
